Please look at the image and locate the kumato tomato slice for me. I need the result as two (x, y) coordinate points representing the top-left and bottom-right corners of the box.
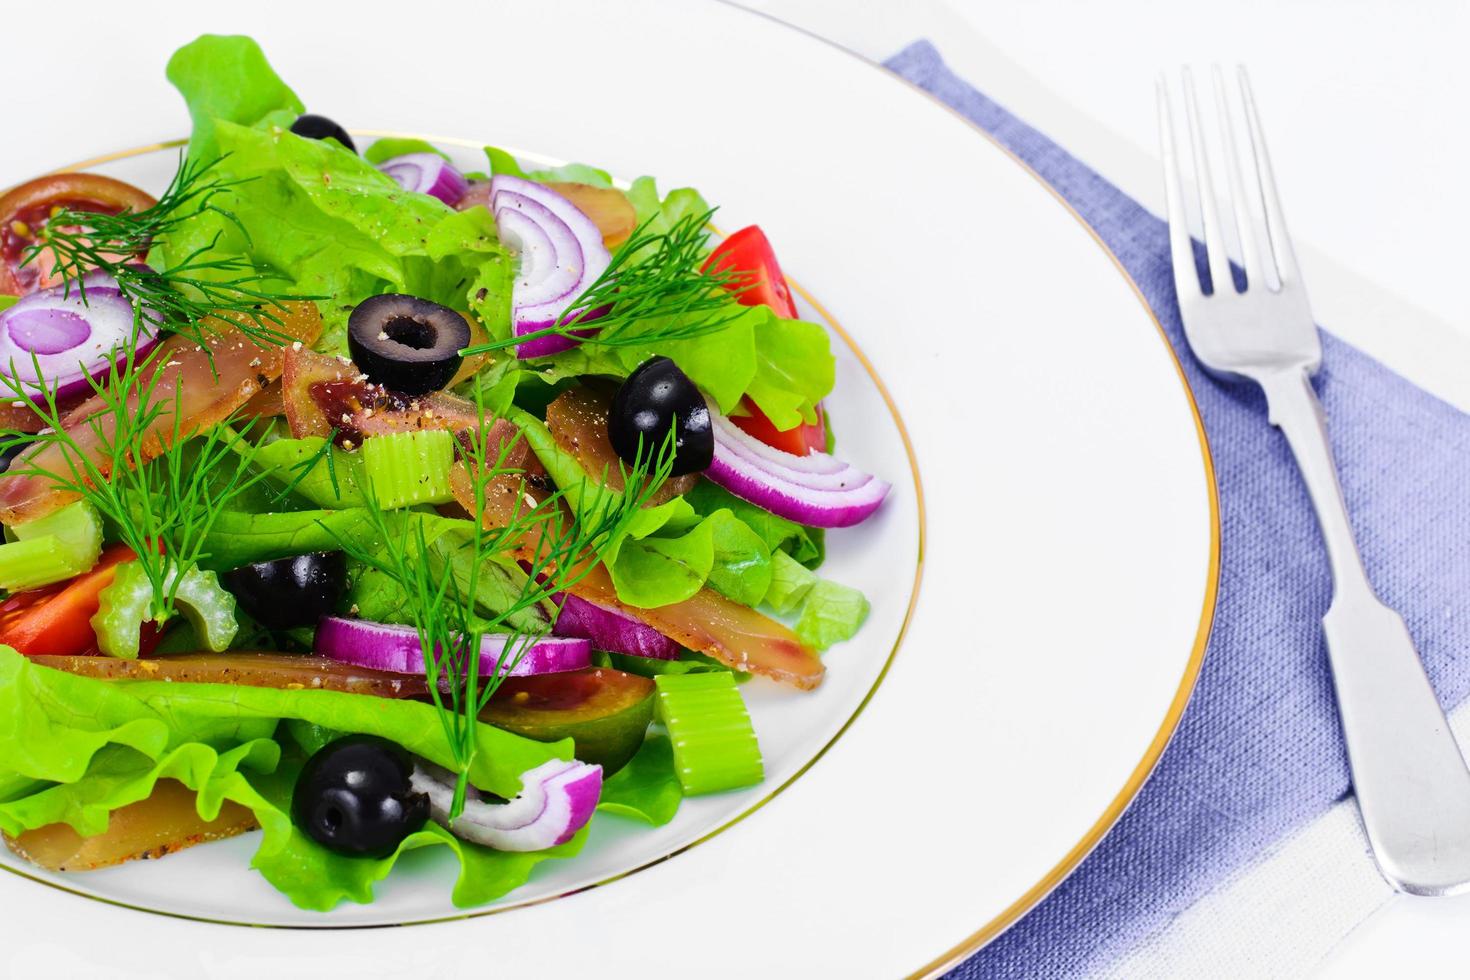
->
(483, 667), (656, 775)
(0, 173), (157, 295)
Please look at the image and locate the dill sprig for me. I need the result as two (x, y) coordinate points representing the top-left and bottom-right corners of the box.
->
(330, 396), (677, 819)
(0, 334), (273, 623)
(23, 153), (297, 351)
(461, 209), (750, 357)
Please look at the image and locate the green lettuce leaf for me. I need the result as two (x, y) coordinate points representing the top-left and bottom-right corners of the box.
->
(483, 146), (613, 187)
(765, 550), (817, 615)
(0, 648), (582, 910)
(625, 176), (711, 236)
(686, 482), (823, 568)
(592, 650), (747, 681)
(364, 137), (450, 164)
(509, 410), (778, 608)
(761, 550), (868, 650)
(198, 508), (378, 571)
(152, 89), (513, 356)
(166, 35), (303, 162)
(595, 733), (682, 827)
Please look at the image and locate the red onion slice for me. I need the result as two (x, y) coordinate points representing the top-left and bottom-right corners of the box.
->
(705, 409), (891, 528)
(314, 616), (591, 679)
(711, 414), (872, 492)
(0, 275), (161, 404)
(552, 592), (681, 660)
(713, 411), (849, 475)
(412, 757), (602, 850)
(377, 152), (469, 206)
(494, 191), (584, 314)
(488, 175), (612, 359)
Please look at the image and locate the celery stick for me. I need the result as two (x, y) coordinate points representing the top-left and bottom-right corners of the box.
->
(655, 673), (763, 795)
(361, 430), (455, 509)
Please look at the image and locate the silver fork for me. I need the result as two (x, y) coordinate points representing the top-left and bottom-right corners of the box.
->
(1159, 66), (1470, 896)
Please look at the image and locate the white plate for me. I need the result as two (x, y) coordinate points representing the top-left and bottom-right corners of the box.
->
(0, 2), (1216, 977)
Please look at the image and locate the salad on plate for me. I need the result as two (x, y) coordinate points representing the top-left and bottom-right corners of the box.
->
(0, 34), (890, 912)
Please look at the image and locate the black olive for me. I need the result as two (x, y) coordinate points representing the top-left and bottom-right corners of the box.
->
(221, 551), (346, 630)
(347, 294), (470, 395)
(0, 439), (28, 475)
(289, 113), (357, 153)
(608, 356), (713, 476)
(291, 735), (429, 858)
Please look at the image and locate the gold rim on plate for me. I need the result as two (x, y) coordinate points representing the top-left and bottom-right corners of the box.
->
(0, 135), (929, 930)
(708, 5), (1219, 973)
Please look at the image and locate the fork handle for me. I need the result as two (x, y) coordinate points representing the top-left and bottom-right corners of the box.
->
(1262, 367), (1470, 895)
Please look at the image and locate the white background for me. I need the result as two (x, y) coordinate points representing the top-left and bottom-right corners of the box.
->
(748, 0), (1470, 975)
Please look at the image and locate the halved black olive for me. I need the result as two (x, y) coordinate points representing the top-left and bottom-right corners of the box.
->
(289, 113), (357, 153)
(292, 735), (428, 858)
(347, 294), (470, 396)
(221, 551), (346, 630)
(608, 356), (713, 476)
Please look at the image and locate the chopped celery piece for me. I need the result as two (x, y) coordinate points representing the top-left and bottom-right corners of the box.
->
(253, 436), (367, 508)
(0, 537), (85, 590)
(0, 500), (103, 589)
(361, 430), (455, 509)
(654, 673), (762, 795)
(92, 560), (238, 659)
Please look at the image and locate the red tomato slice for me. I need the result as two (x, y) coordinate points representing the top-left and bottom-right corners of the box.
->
(703, 225), (798, 319)
(0, 173), (157, 296)
(0, 543), (136, 656)
(703, 225), (827, 454)
(730, 398), (828, 456)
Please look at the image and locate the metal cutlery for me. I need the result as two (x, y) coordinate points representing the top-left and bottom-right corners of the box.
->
(1158, 66), (1470, 896)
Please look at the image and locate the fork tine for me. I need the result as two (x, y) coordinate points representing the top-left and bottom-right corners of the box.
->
(1156, 78), (1201, 302)
(1238, 66), (1301, 284)
(1181, 67), (1235, 294)
(1210, 64), (1267, 288)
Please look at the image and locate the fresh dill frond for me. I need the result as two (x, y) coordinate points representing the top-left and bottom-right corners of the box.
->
(328, 394), (678, 819)
(0, 333), (275, 624)
(23, 153), (298, 352)
(461, 209), (750, 357)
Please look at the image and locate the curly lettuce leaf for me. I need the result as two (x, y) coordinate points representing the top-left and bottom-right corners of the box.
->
(196, 507), (547, 630)
(517, 176), (835, 426)
(765, 551), (870, 651)
(483, 146), (614, 188)
(625, 176), (710, 237)
(0, 649), (583, 910)
(166, 35), (303, 162)
(509, 410), (776, 608)
(154, 80), (512, 356)
(592, 650), (747, 681)
(364, 137), (450, 164)
(686, 482), (823, 568)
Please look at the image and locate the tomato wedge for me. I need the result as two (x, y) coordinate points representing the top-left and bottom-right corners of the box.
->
(703, 225), (827, 455)
(0, 173), (157, 295)
(703, 225), (798, 319)
(730, 398), (828, 456)
(0, 543), (135, 656)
